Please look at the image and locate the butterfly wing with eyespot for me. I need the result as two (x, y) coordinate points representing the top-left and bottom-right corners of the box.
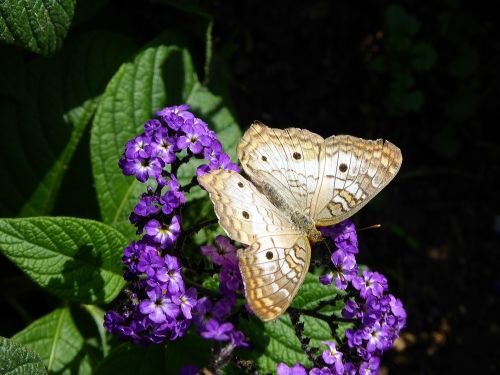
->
(311, 135), (402, 226)
(197, 169), (296, 245)
(237, 121), (324, 216)
(237, 234), (310, 321)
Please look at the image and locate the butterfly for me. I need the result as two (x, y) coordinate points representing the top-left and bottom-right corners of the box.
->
(198, 121), (402, 321)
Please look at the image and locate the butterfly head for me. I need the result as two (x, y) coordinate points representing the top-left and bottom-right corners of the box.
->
(308, 228), (323, 244)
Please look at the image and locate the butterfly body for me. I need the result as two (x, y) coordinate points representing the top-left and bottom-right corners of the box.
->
(198, 121), (402, 321)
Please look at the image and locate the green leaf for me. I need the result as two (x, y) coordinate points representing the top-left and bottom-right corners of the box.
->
(159, 0), (214, 82)
(93, 343), (168, 374)
(0, 32), (136, 217)
(91, 32), (241, 238)
(82, 305), (111, 357)
(239, 274), (344, 373)
(0, 336), (46, 375)
(12, 307), (89, 374)
(0, 217), (127, 304)
(0, 0), (76, 56)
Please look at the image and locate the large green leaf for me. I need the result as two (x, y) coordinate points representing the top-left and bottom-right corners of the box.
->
(91, 32), (241, 238)
(0, 337), (46, 375)
(12, 307), (90, 374)
(0, 32), (136, 218)
(0, 217), (127, 304)
(240, 273), (345, 373)
(0, 0), (75, 56)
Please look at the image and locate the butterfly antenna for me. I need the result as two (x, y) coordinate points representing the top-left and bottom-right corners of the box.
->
(358, 223), (382, 232)
(321, 238), (333, 254)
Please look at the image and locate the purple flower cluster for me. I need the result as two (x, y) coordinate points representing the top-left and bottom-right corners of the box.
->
(119, 104), (238, 184)
(104, 105), (239, 344)
(193, 236), (249, 349)
(277, 220), (406, 375)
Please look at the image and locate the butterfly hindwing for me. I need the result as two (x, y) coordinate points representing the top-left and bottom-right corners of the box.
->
(197, 169), (295, 245)
(237, 121), (324, 216)
(238, 234), (310, 321)
(312, 135), (402, 226)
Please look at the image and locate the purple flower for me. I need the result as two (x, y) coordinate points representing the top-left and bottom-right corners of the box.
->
(342, 299), (360, 319)
(209, 153), (240, 172)
(150, 128), (177, 164)
(160, 190), (185, 215)
(133, 195), (159, 217)
(320, 220), (358, 254)
(177, 122), (212, 154)
(137, 244), (163, 278)
(155, 254), (184, 294)
(389, 295), (407, 329)
(145, 216), (181, 249)
(352, 271), (388, 298)
(345, 328), (364, 348)
(143, 119), (161, 136)
(276, 363), (307, 375)
(200, 319), (233, 341)
(203, 139), (222, 161)
(121, 157), (164, 183)
(124, 135), (151, 159)
(200, 235), (238, 267)
(363, 321), (388, 352)
(229, 330), (250, 348)
(359, 356), (380, 375)
(219, 264), (242, 292)
(331, 250), (357, 290)
(320, 272), (334, 286)
(212, 296), (235, 319)
(344, 362), (357, 375)
(309, 367), (334, 375)
(321, 341), (343, 374)
(139, 288), (179, 323)
(172, 288), (197, 319)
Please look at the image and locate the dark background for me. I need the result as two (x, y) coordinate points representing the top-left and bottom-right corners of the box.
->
(2, 0), (499, 373)
(214, 2), (500, 373)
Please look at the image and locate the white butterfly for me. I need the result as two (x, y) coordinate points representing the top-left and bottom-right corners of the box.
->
(198, 121), (402, 321)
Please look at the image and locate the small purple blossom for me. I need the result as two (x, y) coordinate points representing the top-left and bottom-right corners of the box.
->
(121, 156), (164, 183)
(352, 270), (388, 298)
(139, 288), (179, 323)
(276, 363), (308, 375)
(144, 216), (181, 249)
(172, 288), (197, 319)
(200, 319), (233, 341)
(200, 235), (238, 266)
(321, 341), (344, 374)
(331, 249), (358, 290)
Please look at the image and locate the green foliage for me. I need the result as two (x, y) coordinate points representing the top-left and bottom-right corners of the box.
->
(0, 32), (136, 217)
(0, 217), (126, 304)
(239, 274), (347, 373)
(91, 32), (241, 238)
(12, 307), (94, 374)
(0, 337), (47, 375)
(0, 0), (76, 56)
(370, 4), (437, 115)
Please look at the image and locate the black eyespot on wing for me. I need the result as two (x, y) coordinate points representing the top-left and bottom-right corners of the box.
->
(261, 155), (267, 162)
(266, 251), (273, 260)
(238, 182), (244, 188)
(339, 163), (348, 172)
(242, 211), (250, 219)
(293, 152), (301, 160)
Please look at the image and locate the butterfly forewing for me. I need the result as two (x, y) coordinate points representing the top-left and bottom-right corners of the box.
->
(312, 135), (402, 226)
(238, 234), (310, 321)
(237, 121), (323, 216)
(197, 169), (295, 245)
